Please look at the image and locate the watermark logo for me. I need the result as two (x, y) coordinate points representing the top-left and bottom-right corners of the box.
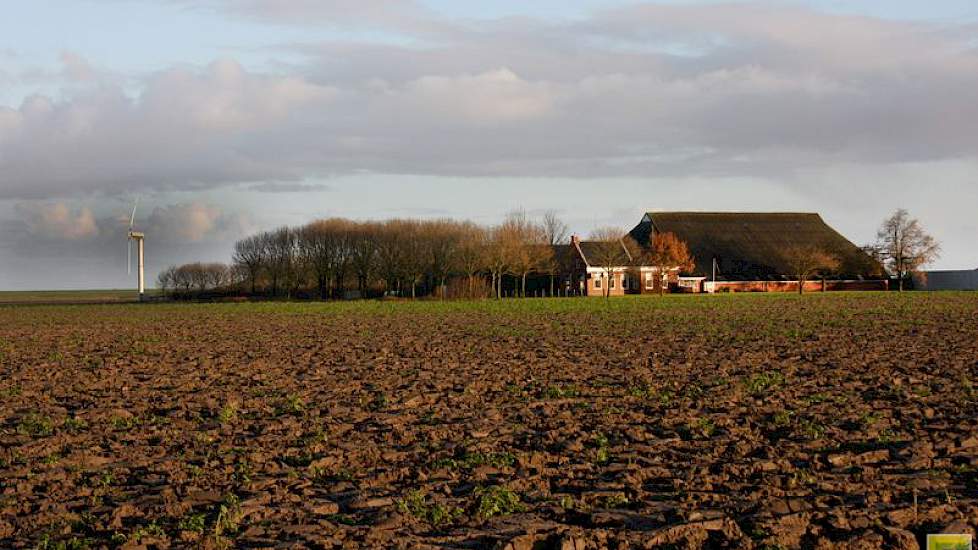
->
(928, 534), (973, 550)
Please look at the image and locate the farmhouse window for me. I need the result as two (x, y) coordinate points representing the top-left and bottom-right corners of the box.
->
(610, 276), (616, 289)
(622, 277), (629, 290)
(594, 277), (602, 289)
(645, 273), (654, 289)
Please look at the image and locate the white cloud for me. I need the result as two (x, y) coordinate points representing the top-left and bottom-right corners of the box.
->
(396, 68), (557, 125)
(14, 202), (99, 240)
(0, 4), (976, 199)
(147, 202), (253, 242)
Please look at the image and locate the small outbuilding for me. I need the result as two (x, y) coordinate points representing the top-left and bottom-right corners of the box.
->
(914, 269), (978, 291)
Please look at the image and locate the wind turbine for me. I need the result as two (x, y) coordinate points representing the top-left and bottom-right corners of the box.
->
(127, 198), (146, 300)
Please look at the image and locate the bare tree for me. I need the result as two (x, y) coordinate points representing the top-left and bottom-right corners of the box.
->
(498, 210), (551, 297)
(265, 227), (298, 297)
(227, 263), (249, 292)
(587, 227), (634, 299)
(485, 224), (511, 299)
(423, 220), (463, 299)
(648, 232), (695, 295)
(187, 263), (209, 293)
(542, 210), (569, 246)
(540, 211), (570, 296)
(875, 209), (941, 291)
(203, 263), (229, 291)
(398, 220), (426, 298)
(156, 266), (176, 297)
(171, 264), (194, 294)
(349, 221), (379, 297)
(299, 221), (329, 300)
(333, 222), (355, 297)
(375, 219), (408, 296)
(455, 222), (488, 299)
(232, 234), (266, 295)
(784, 245), (840, 295)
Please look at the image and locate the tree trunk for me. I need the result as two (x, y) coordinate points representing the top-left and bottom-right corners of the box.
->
(798, 278), (804, 295)
(898, 277), (904, 292)
(521, 274), (527, 298)
(550, 274), (555, 297)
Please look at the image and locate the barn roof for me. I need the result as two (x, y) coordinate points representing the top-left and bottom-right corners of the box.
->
(628, 212), (883, 279)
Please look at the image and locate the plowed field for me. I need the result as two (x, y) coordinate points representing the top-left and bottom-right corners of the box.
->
(1, 293), (976, 549)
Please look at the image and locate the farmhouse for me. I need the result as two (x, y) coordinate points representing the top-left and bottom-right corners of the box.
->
(555, 235), (698, 297)
(627, 212), (887, 293)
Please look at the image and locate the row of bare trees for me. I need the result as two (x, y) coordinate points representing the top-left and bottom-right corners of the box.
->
(157, 263), (234, 297)
(157, 211), (701, 300)
(213, 210), (577, 300)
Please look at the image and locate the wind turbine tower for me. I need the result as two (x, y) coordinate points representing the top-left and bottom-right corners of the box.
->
(127, 199), (146, 300)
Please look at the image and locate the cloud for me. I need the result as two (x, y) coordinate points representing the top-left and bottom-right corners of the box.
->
(1, 3), (977, 200)
(168, 0), (436, 32)
(59, 52), (98, 82)
(397, 69), (556, 125)
(146, 202), (253, 242)
(0, 58), (337, 199)
(14, 202), (99, 240)
(247, 182), (332, 193)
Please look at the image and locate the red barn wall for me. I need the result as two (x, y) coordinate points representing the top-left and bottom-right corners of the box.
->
(711, 280), (889, 293)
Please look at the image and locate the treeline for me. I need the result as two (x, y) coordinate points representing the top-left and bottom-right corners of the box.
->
(159, 211), (579, 300)
(156, 263), (235, 298)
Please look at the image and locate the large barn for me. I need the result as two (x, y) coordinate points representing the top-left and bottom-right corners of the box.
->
(628, 212), (887, 292)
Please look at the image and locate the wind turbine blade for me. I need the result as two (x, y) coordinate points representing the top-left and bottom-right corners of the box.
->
(129, 197), (139, 229)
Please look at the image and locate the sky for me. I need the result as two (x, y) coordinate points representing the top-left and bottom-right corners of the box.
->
(1, 1), (977, 290)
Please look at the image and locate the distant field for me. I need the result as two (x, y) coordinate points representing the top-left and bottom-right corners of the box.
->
(1, 292), (976, 548)
(0, 289), (159, 304)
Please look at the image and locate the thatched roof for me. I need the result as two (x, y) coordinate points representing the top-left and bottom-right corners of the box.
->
(629, 212), (883, 280)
